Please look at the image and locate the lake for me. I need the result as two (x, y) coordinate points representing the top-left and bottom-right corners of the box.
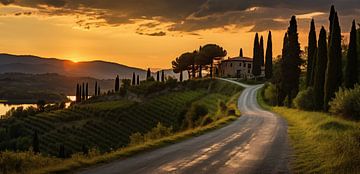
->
(0, 96), (76, 117)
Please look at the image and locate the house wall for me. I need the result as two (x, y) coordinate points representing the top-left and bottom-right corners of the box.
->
(219, 61), (253, 78)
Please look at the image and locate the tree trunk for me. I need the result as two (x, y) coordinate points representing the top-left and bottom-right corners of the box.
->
(210, 61), (213, 79)
(180, 71), (183, 82)
(192, 64), (195, 79)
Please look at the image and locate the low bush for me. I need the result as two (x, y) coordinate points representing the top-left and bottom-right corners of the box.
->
(184, 103), (209, 128)
(129, 123), (173, 145)
(263, 83), (278, 106)
(293, 87), (316, 111)
(329, 85), (360, 119)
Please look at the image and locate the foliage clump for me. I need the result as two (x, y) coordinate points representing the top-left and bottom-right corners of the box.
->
(329, 85), (360, 119)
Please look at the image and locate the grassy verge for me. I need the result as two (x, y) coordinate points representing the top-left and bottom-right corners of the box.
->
(257, 87), (360, 173)
(34, 93), (241, 174)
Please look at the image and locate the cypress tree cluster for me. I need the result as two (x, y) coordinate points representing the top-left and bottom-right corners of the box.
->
(306, 19), (317, 87)
(324, 11), (342, 111)
(344, 20), (358, 88)
(265, 31), (273, 79)
(278, 16), (302, 107)
(157, 71), (160, 81)
(75, 82), (89, 102)
(240, 48), (243, 57)
(137, 75), (140, 85)
(252, 33), (262, 77)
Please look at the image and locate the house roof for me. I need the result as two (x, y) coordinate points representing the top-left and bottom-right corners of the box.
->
(221, 56), (253, 62)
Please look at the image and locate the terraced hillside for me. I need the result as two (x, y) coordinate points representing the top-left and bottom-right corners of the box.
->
(0, 79), (243, 157)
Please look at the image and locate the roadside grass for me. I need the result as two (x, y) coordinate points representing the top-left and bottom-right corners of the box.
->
(257, 87), (360, 173)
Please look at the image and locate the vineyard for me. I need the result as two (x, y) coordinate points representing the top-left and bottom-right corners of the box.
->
(0, 79), (243, 158)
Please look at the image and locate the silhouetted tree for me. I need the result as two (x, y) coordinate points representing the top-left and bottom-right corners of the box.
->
(95, 81), (98, 97)
(306, 19), (317, 87)
(98, 86), (101, 96)
(252, 33), (262, 77)
(280, 16), (302, 107)
(329, 5), (336, 44)
(82, 83), (85, 100)
(79, 85), (82, 102)
(344, 20), (358, 88)
(85, 83), (88, 100)
(115, 75), (120, 92)
(259, 36), (265, 66)
(199, 44), (227, 78)
(314, 27), (328, 110)
(76, 84), (80, 102)
(265, 31), (273, 79)
(58, 144), (65, 158)
(137, 75), (140, 85)
(147, 68), (151, 79)
(240, 48), (243, 57)
(161, 70), (165, 82)
(172, 52), (195, 81)
(157, 71), (160, 81)
(132, 72), (136, 85)
(32, 131), (40, 154)
(324, 12), (342, 111)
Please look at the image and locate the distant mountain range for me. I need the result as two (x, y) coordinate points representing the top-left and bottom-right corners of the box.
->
(0, 53), (183, 80)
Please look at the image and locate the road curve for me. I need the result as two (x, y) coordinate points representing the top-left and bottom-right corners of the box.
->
(79, 81), (290, 174)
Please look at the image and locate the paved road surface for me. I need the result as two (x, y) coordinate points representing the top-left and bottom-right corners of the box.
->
(79, 80), (290, 174)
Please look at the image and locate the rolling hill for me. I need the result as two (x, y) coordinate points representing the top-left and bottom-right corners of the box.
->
(0, 53), (183, 80)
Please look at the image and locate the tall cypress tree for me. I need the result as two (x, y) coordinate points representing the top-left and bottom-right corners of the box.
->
(240, 48), (243, 57)
(280, 16), (302, 107)
(314, 27), (328, 110)
(277, 33), (289, 106)
(85, 83), (88, 100)
(252, 33), (261, 77)
(324, 12), (342, 111)
(32, 131), (40, 154)
(95, 81), (98, 97)
(115, 75), (120, 92)
(137, 75), (140, 85)
(147, 68), (151, 79)
(344, 20), (358, 88)
(98, 86), (101, 96)
(82, 83), (85, 101)
(265, 31), (273, 79)
(132, 72), (136, 85)
(157, 71), (160, 81)
(306, 19), (317, 87)
(259, 36), (265, 66)
(76, 84), (79, 102)
(161, 70), (165, 82)
(79, 84), (82, 102)
(180, 70), (183, 82)
(329, 5), (336, 44)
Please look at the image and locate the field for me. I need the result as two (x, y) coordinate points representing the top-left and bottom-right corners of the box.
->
(257, 87), (360, 173)
(0, 79), (243, 173)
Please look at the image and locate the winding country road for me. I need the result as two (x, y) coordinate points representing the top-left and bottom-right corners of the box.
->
(79, 80), (290, 174)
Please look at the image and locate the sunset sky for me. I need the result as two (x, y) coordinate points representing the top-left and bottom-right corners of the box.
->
(0, 1), (359, 69)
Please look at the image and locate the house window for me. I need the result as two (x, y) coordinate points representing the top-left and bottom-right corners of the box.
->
(248, 63), (251, 68)
(230, 63), (233, 67)
(248, 70), (251, 73)
(243, 62), (246, 67)
(239, 63), (242, 66)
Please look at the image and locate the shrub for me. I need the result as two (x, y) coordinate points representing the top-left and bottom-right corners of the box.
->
(129, 132), (144, 145)
(185, 103), (208, 128)
(263, 83), (278, 106)
(200, 115), (213, 126)
(293, 87), (316, 111)
(129, 123), (172, 145)
(329, 85), (360, 119)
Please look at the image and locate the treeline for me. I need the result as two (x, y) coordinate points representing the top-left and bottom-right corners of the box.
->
(251, 31), (273, 79)
(264, 5), (359, 119)
(171, 44), (227, 80)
